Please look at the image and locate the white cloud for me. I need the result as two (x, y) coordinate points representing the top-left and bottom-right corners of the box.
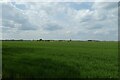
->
(1, 2), (118, 41)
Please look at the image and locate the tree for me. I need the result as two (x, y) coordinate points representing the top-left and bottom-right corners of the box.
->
(39, 39), (42, 41)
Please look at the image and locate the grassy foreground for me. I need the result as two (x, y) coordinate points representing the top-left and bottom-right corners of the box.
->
(2, 41), (118, 78)
(0, 41), (1, 79)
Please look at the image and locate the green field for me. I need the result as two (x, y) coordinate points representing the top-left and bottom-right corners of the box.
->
(2, 41), (118, 78)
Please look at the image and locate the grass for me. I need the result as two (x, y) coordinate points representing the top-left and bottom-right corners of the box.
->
(0, 41), (1, 79)
(2, 41), (118, 79)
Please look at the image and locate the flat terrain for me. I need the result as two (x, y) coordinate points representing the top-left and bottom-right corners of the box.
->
(2, 41), (118, 78)
(0, 41), (1, 79)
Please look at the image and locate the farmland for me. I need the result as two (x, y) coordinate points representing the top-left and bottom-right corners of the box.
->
(2, 41), (118, 79)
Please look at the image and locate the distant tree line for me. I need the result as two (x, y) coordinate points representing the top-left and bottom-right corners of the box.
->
(1, 39), (101, 42)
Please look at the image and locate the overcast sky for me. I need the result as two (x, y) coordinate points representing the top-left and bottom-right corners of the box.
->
(1, 2), (118, 40)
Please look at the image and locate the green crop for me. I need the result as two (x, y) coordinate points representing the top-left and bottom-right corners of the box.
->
(2, 41), (118, 79)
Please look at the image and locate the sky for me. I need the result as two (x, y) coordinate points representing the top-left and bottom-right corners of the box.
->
(1, 2), (118, 41)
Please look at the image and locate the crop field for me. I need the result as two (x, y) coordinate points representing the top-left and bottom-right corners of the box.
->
(2, 41), (118, 79)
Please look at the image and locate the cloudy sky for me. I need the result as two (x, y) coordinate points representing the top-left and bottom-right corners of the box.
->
(1, 2), (118, 40)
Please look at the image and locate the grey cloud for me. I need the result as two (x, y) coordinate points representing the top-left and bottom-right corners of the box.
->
(92, 2), (117, 10)
(80, 17), (91, 22)
(109, 30), (117, 35)
(75, 29), (117, 41)
(103, 2), (117, 10)
(19, 21), (37, 30)
(2, 20), (16, 28)
(95, 14), (107, 21)
(2, 3), (38, 30)
(44, 23), (62, 31)
(87, 24), (103, 30)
